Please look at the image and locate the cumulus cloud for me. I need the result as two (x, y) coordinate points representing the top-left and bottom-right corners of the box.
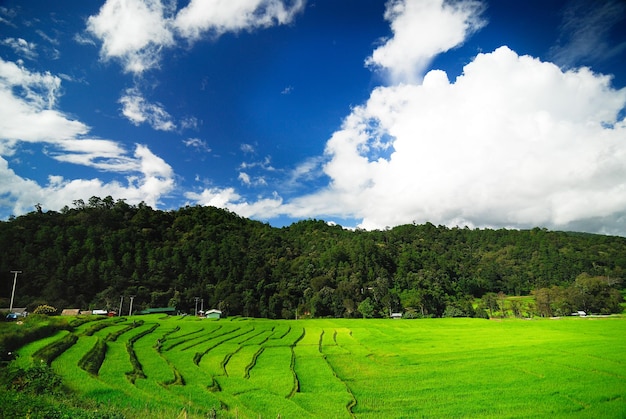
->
(86, 0), (306, 74)
(366, 0), (485, 83)
(0, 58), (175, 217)
(119, 87), (176, 131)
(288, 46), (626, 232)
(86, 0), (175, 74)
(195, 0), (626, 236)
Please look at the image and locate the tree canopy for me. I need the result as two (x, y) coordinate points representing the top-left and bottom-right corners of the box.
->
(1, 198), (624, 318)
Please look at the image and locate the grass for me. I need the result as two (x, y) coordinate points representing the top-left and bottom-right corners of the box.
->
(8, 315), (626, 418)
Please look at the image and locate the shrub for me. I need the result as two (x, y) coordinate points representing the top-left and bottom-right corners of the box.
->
(33, 305), (58, 316)
(0, 362), (64, 396)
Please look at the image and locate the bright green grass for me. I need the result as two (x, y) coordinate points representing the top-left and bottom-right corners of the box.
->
(14, 329), (71, 368)
(15, 315), (626, 418)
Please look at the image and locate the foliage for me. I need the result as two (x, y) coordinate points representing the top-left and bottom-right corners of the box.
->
(1, 198), (625, 319)
(33, 304), (58, 315)
(533, 273), (624, 316)
(0, 361), (63, 395)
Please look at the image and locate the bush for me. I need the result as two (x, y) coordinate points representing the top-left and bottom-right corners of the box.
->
(0, 362), (63, 396)
(33, 305), (58, 316)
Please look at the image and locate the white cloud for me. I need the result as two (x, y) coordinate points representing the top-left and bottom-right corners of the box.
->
(0, 144), (175, 218)
(180, 116), (199, 131)
(86, 0), (306, 75)
(238, 172), (251, 185)
(550, 0), (626, 68)
(287, 46), (626, 232)
(366, 0), (485, 83)
(0, 58), (175, 217)
(241, 143), (256, 154)
(86, 0), (175, 74)
(174, 0), (306, 41)
(2, 37), (38, 60)
(180, 0), (626, 236)
(185, 186), (283, 219)
(183, 137), (211, 152)
(119, 87), (176, 131)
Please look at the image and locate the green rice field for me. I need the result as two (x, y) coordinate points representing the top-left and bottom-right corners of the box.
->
(14, 315), (626, 418)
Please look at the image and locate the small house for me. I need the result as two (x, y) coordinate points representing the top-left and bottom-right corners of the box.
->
(205, 309), (222, 319)
(391, 312), (403, 319)
(61, 309), (81, 316)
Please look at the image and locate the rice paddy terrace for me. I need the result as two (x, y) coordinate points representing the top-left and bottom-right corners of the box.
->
(15, 315), (626, 418)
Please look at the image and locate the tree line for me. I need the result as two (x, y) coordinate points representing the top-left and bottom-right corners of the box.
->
(0, 197), (624, 318)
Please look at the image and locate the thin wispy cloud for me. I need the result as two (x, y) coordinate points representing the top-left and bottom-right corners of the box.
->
(550, 0), (626, 68)
(2, 37), (38, 60)
(183, 137), (211, 153)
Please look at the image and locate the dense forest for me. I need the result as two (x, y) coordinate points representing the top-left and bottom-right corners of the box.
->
(1, 197), (624, 318)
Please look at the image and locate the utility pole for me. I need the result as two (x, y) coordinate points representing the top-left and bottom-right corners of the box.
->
(200, 298), (204, 315)
(194, 297), (200, 316)
(119, 296), (124, 317)
(9, 271), (21, 313)
(129, 295), (135, 316)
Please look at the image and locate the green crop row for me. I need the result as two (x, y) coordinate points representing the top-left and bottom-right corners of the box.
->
(78, 337), (107, 375)
(107, 320), (144, 342)
(83, 318), (125, 336)
(6, 316), (626, 418)
(32, 332), (78, 365)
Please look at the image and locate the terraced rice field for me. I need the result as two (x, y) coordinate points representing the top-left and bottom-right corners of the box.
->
(15, 315), (626, 418)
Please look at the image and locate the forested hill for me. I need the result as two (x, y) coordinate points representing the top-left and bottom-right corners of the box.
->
(1, 197), (625, 318)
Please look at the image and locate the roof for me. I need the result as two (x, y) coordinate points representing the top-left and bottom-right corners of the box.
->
(138, 307), (176, 314)
(61, 309), (81, 316)
(1, 307), (26, 314)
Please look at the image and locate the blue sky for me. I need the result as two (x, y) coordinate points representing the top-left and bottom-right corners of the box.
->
(1, 0), (626, 235)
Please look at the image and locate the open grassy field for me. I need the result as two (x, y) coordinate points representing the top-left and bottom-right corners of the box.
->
(12, 315), (626, 418)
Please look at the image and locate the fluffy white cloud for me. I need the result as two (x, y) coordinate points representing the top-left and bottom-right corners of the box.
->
(289, 46), (626, 232)
(0, 58), (175, 217)
(86, 0), (305, 74)
(119, 87), (176, 131)
(174, 0), (305, 41)
(86, 0), (175, 74)
(0, 143), (175, 217)
(178, 0), (626, 236)
(366, 0), (485, 83)
(185, 186), (283, 218)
